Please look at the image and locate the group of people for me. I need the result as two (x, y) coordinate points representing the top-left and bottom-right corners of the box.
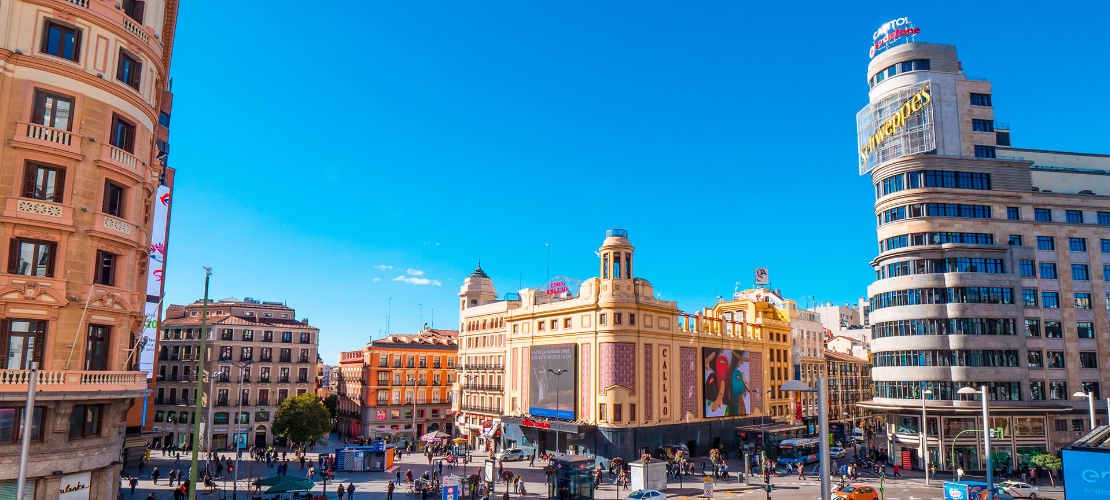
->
(592, 463), (629, 490)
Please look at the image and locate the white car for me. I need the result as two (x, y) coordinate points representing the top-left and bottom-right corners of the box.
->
(829, 447), (846, 458)
(624, 489), (665, 500)
(998, 481), (1040, 499)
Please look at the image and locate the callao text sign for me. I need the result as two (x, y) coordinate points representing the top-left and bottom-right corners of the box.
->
(870, 17), (920, 58)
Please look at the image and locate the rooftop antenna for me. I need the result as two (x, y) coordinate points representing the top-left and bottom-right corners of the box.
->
(418, 303), (423, 330)
(545, 243), (550, 282)
(386, 296), (393, 336)
(430, 307), (434, 328)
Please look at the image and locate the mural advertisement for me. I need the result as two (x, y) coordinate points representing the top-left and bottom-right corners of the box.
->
(528, 343), (576, 419)
(702, 348), (758, 417)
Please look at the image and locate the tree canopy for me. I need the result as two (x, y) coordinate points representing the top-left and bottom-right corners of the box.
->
(273, 393), (332, 444)
(323, 394), (338, 419)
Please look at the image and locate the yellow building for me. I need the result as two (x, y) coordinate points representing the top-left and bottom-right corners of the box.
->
(459, 229), (794, 460)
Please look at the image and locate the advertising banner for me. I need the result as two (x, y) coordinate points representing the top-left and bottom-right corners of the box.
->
(58, 471), (91, 500)
(1063, 449), (1110, 499)
(857, 80), (936, 175)
(528, 344), (576, 419)
(139, 184), (171, 377)
(702, 348), (759, 417)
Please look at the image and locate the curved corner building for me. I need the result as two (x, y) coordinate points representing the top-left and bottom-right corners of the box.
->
(0, 0), (178, 497)
(860, 42), (1110, 470)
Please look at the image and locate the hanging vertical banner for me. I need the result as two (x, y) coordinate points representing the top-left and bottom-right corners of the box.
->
(139, 184), (172, 378)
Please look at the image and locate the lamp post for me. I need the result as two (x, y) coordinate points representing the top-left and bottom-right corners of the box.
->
(760, 389), (773, 461)
(780, 379), (829, 500)
(231, 359), (254, 500)
(921, 389), (932, 485)
(412, 378), (425, 452)
(547, 369), (567, 454)
(190, 267), (213, 500)
(1073, 391), (1097, 430)
(957, 386), (991, 490)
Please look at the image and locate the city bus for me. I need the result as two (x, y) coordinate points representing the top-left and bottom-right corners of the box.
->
(776, 438), (821, 467)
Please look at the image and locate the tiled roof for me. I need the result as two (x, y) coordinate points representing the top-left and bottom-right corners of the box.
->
(370, 328), (459, 348)
(160, 315), (318, 330)
(823, 349), (868, 363)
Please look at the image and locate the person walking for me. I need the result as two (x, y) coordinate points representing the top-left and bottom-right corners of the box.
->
(152, 467), (161, 485)
(129, 477), (138, 494)
(347, 482), (355, 500)
(893, 464), (901, 478)
(387, 481), (395, 500)
(529, 454), (535, 467)
(337, 484), (346, 499)
(797, 462), (806, 480)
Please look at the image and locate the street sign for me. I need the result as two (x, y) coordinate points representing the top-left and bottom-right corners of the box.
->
(703, 478), (714, 498)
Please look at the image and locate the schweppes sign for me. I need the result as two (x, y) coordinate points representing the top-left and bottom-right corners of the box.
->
(856, 80), (936, 175)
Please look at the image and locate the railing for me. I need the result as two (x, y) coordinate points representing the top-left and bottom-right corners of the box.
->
(103, 144), (138, 170)
(16, 199), (64, 218)
(22, 122), (76, 147)
(458, 364), (504, 371)
(377, 399), (389, 405)
(460, 404), (501, 414)
(260, 357), (272, 362)
(462, 384), (503, 392)
(278, 377), (290, 383)
(123, 18), (148, 42)
(64, 0), (89, 7)
(297, 377), (309, 383)
(279, 356), (291, 362)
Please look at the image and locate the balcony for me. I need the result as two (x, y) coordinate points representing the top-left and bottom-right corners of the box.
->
(11, 121), (84, 158)
(278, 377), (290, 383)
(460, 404), (502, 414)
(279, 356), (291, 363)
(297, 377), (309, 383)
(259, 377), (271, 383)
(393, 362), (401, 368)
(260, 356), (272, 362)
(298, 357), (310, 363)
(377, 398), (389, 405)
(258, 398), (269, 406)
(217, 375), (231, 383)
(459, 364), (504, 371)
(0, 370), (148, 393)
(377, 380), (390, 387)
(215, 400), (229, 407)
(98, 143), (141, 177)
(462, 384), (504, 392)
(419, 362), (428, 368)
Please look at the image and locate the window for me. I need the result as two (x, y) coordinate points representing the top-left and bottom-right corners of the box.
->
(116, 50), (142, 90)
(630, 403), (636, 421)
(1078, 322), (1094, 339)
(1048, 351), (1065, 368)
(1069, 238), (1087, 251)
(1066, 210), (1084, 224)
(1027, 350), (1043, 368)
(1034, 208), (1052, 222)
(1042, 292), (1059, 308)
(242, 330), (254, 341)
(536, 321), (544, 332)
(1006, 207), (1019, 220)
(240, 346), (253, 361)
(1044, 321), (1062, 338)
(9, 238), (56, 278)
(1019, 260), (1035, 277)
(279, 368), (289, 383)
(300, 332), (310, 344)
(599, 314), (606, 326)
(1022, 289), (1037, 307)
(598, 403), (606, 421)
(1083, 382), (1101, 399)
(219, 347), (232, 362)
(31, 89), (75, 132)
(23, 162), (66, 204)
(1075, 293), (1092, 309)
(0, 407), (43, 443)
(1054, 419), (1067, 432)
(1049, 381), (1068, 400)
(1073, 264), (1090, 280)
(1038, 263), (1057, 279)
(259, 367), (270, 382)
(41, 20), (81, 61)
(122, 0), (145, 22)
(1080, 352), (1098, 369)
(281, 331), (292, 343)
(1105, 265), (1110, 281)
(263, 331), (273, 342)
(1024, 319), (1040, 337)
(973, 146), (996, 158)
(970, 93), (992, 106)
(613, 403), (622, 422)
(614, 313), (622, 325)
(102, 181), (125, 217)
(1103, 240), (1110, 253)
(91, 250), (118, 286)
(1099, 212), (1110, 225)
(564, 318), (572, 329)
(69, 404), (101, 438)
(84, 325), (108, 371)
(972, 119), (995, 132)
(110, 114), (136, 153)
(1029, 382), (1046, 401)
(1008, 235), (1023, 246)
(1036, 236), (1054, 250)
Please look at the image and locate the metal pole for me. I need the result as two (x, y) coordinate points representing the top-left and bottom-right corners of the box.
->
(818, 378), (830, 500)
(1088, 393), (1096, 430)
(981, 385), (992, 490)
(921, 391), (929, 486)
(233, 360), (251, 500)
(190, 267), (213, 500)
(16, 362), (38, 499)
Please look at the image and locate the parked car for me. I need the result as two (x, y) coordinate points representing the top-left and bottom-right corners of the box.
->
(829, 447), (846, 458)
(624, 489), (665, 500)
(832, 485), (878, 500)
(997, 481), (1039, 499)
(494, 448), (528, 461)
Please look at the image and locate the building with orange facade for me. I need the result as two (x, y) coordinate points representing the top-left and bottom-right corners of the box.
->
(0, 0), (179, 497)
(337, 327), (458, 448)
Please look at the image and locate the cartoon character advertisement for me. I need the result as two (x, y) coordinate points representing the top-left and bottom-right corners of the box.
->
(702, 348), (758, 417)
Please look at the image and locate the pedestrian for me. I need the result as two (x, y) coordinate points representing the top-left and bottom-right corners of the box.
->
(1029, 467), (1037, 485)
(337, 484), (346, 499)
(129, 477), (138, 494)
(397, 469), (402, 483)
(348, 482), (355, 500)
(957, 466), (965, 481)
(529, 454), (535, 467)
(797, 462), (806, 480)
(387, 481), (395, 500)
(152, 467), (161, 485)
(893, 464), (901, 478)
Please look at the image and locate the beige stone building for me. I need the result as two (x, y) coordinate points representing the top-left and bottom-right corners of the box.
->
(0, 0), (179, 496)
(154, 298), (319, 450)
(860, 41), (1110, 470)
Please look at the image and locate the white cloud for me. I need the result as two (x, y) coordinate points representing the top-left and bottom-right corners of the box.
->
(372, 278), (381, 282)
(406, 268), (424, 276)
(393, 276), (442, 286)
(374, 265), (393, 271)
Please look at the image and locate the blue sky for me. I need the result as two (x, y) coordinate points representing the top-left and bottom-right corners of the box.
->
(162, 1), (1110, 362)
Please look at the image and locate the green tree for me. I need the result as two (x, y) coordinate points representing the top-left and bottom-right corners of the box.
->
(1029, 454), (1062, 487)
(322, 394), (338, 419)
(273, 393), (332, 445)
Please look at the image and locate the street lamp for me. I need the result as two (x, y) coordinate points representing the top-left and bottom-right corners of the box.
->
(547, 369), (567, 454)
(921, 389), (932, 485)
(780, 379), (829, 500)
(1073, 391), (1097, 430)
(412, 378), (425, 452)
(957, 386), (991, 490)
(231, 359), (254, 500)
(760, 389), (773, 461)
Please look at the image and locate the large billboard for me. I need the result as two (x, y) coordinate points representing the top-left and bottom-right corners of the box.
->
(1063, 449), (1110, 499)
(857, 80), (936, 175)
(702, 348), (759, 417)
(529, 344), (576, 419)
(138, 184), (171, 378)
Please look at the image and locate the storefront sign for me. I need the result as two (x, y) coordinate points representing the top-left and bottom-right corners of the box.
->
(520, 419), (551, 429)
(857, 81), (936, 175)
(870, 18), (920, 58)
(58, 471), (91, 500)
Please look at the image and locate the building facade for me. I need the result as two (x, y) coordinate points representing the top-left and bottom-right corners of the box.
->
(454, 266), (508, 451)
(823, 349), (872, 437)
(0, 0), (179, 497)
(339, 327), (458, 448)
(154, 298), (319, 450)
(788, 304), (825, 427)
(860, 41), (1110, 471)
(458, 230), (795, 461)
